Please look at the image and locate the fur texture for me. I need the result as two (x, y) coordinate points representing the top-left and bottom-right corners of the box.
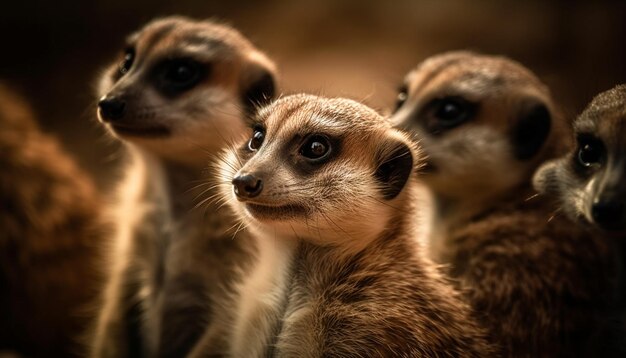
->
(0, 83), (104, 357)
(391, 52), (622, 356)
(215, 94), (494, 357)
(90, 16), (275, 357)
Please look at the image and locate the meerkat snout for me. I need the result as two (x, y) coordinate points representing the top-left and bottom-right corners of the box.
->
(592, 198), (625, 230)
(232, 173), (263, 199)
(97, 95), (126, 121)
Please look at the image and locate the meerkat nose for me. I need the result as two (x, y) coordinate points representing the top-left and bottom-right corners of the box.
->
(591, 198), (625, 230)
(232, 174), (263, 199)
(98, 95), (126, 121)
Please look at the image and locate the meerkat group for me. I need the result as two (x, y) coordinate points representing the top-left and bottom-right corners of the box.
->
(2, 14), (626, 358)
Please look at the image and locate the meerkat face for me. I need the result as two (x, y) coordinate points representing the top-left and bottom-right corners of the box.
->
(390, 51), (554, 202)
(217, 94), (417, 249)
(534, 85), (626, 232)
(97, 16), (277, 164)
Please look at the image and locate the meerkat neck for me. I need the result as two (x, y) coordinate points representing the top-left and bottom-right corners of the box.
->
(427, 192), (491, 263)
(127, 145), (205, 219)
(433, 193), (487, 230)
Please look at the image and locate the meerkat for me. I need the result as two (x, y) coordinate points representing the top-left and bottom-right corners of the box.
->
(534, 84), (626, 309)
(91, 16), (277, 357)
(534, 84), (626, 233)
(210, 94), (494, 357)
(391, 51), (622, 356)
(0, 82), (104, 357)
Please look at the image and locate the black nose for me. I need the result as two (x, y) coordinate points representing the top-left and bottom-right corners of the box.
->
(232, 174), (263, 199)
(98, 96), (126, 121)
(591, 198), (625, 230)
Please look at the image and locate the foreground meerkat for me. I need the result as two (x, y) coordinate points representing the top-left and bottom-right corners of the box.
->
(0, 83), (103, 357)
(91, 17), (277, 357)
(391, 52), (621, 355)
(214, 94), (494, 357)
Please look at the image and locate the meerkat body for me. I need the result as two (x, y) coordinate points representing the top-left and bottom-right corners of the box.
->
(391, 52), (621, 356)
(91, 17), (277, 357)
(214, 94), (493, 357)
(534, 84), (626, 336)
(0, 83), (103, 357)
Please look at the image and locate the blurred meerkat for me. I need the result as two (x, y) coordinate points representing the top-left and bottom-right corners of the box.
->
(391, 51), (622, 356)
(211, 94), (494, 357)
(0, 83), (103, 357)
(91, 16), (277, 357)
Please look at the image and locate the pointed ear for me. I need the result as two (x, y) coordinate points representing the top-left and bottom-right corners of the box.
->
(511, 100), (552, 160)
(240, 54), (277, 115)
(374, 137), (414, 200)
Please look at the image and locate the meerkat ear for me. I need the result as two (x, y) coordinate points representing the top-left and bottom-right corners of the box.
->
(375, 139), (414, 200)
(511, 100), (552, 160)
(240, 57), (276, 115)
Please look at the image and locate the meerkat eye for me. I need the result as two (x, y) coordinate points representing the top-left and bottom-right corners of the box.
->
(119, 48), (135, 75)
(431, 96), (475, 128)
(153, 58), (205, 96)
(248, 128), (265, 151)
(576, 136), (605, 168)
(300, 135), (331, 161)
(394, 85), (409, 112)
(163, 59), (202, 87)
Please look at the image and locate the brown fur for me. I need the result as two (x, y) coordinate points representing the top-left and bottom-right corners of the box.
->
(0, 83), (104, 357)
(217, 94), (495, 356)
(90, 17), (275, 357)
(392, 52), (622, 356)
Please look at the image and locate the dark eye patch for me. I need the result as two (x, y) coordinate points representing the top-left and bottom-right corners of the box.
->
(290, 134), (341, 175)
(299, 135), (332, 162)
(151, 57), (209, 97)
(421, 96), (477, 134)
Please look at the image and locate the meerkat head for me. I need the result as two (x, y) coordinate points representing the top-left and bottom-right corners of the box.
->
(391, 51), (557, 205)
(217, 94), (418, 250)
(97, 16), (277, 165)
(534, 84), (626, 232)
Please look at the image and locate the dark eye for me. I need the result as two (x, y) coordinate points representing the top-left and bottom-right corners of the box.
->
(431, 96), (475, 128)
(163, 59), (201, 87)
(119, 48), (135, 75)
(248, 128), (265, 151)
(153, 58), (206, 96)
(576, 136), (605, 168)
(395, 85), (408, 112)
(300, 135), (331, 161)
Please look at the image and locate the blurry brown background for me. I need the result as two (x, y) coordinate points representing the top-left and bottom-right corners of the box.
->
(1, 0), (625, 187)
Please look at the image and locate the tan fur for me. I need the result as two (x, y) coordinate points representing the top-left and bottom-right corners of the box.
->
(90, 16), (276, 357)
(0, 83), (104, 357)
(392, 52), (622, 356)
(215, 94), (494, 357)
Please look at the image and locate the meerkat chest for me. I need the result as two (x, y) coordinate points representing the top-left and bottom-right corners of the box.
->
(230, 237), (298, 357)
(144, 211), (221, 351)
